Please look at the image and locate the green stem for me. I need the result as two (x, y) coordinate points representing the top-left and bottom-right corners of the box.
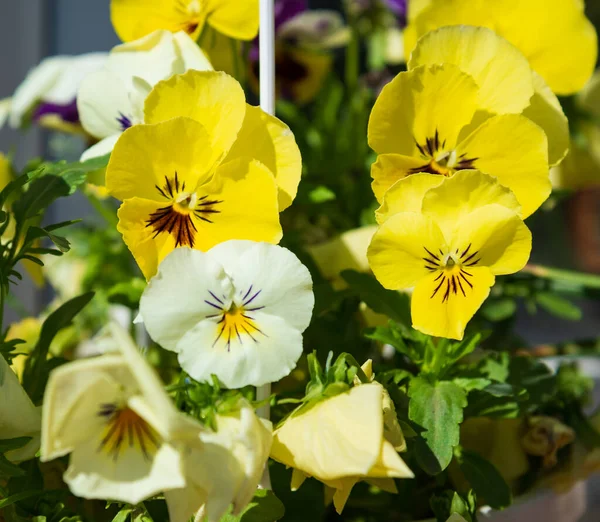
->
(523, 264), (600, 289)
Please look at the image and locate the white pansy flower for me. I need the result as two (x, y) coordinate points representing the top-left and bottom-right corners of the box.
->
(0, 98), (11, 128)
(166, 400), (273, 522)
(6, 53), (107, 130)
(78, 30), (213, 161)
(0, 355), (41, 462)
(140, 241), (314, 389)
(40, 324), (201, 504)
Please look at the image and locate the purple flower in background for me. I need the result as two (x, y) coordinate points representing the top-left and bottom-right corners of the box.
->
(33, 100), (80, 124)
(385, 0), (407, 17)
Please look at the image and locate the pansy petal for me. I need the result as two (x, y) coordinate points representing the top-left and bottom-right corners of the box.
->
(77, 69), (133, 140)
(117, 197), (181, 280)
(455, 114), (550, 218)
(205, 0), (259, 40)
(375, 171), (443, 223)
(208, 241), (314, 333)
(270, 384), (384, 481)
(140, 247), (232, 352)
(369, 440), (414, 478)
(421, 170), (521, 238)
(193, 158), (283, 252)
(165, 485), (208, 522)
(368, 65), (479, 156)
(409, 26), (534, 114)
(65, 439), (186, 505)
(144, 71), (246, 165)
(367, 212), (448, 290)
(80, 134), (121, 162)
(225, 105), (302, 210)
(452, 204), (532, 276)
(176, 311), (304, 388)
(411, 266), (495, 340)
(522, 72), (569, 167)
(41, 355), (125, 461)
(371, 154), (438, 205)
(110, 0), (193, 42)
(106, 117), (215, 202)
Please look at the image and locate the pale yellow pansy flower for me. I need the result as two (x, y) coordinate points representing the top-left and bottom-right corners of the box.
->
(271, 383), (413, 514)
(368, 63), (550, 218)
(404, 0), (597, 96)
(40, 324), (201, 504)
(368, 171), (531, 340)
(0, 354), (41, 463)
(165, 400), (273, 522)
(407, 25), (569, 167)
(111, 0), (259, 43)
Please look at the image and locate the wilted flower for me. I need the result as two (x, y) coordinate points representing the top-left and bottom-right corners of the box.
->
(139, 241), (314, 388)
(1, 53), (106, 134)
(78, 30), (212, 161)
(521, 416), (575, 469)
(165, 400), (273, 522)
(369, 171), (531, 340)
(0, 354), (41, 463)
(271, 382), (413, 514)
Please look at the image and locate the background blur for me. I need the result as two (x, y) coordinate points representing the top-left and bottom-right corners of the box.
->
(2, 0), (600, 345)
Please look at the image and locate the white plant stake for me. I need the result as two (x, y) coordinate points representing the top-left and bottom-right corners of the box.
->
(257, 0), (276, 488)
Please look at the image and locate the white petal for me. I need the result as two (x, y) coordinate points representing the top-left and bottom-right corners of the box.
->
(177, 311), (304, 388)
(172, 31), (213, 72)
(140, 248), (233, 352)
(0, 356), (41, 453)
(80, 134), (121, 161)
(209, 241), (314, 333)
(9, 55), (71, 127)
(44, 53), (107, 104)
(64, 438), (186, 505)
(77, 69), (134, 139)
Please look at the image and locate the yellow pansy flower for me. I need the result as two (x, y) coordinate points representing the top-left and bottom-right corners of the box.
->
(407, 26), (569, 167)
(111, 0), (259, 43)
(404, 0), (597, 96)
(368, 171), (532, 340)
(270, 383), (413, 514)
(106, 71), (302, 279)
(368, 64), (550, 218)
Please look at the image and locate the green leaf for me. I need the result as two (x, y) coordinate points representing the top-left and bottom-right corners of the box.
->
(507, 357), (555, 413)
(0, 490), (42, 508)
(0, 437), (32, 453)
(408, 378), (467, 472)
(27, 154), (110, 194)
(0, 453), (25, 477)
(220, 490), (285, 522)
(456, 448), (512, 509)
(24, 226), (71, 253)
(535, 293), (582, 321)
(14, 176), (71, 220)
(22, 292), (94, 402)
(342, 270), (411, 326)
(452, 378), (491, 392)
